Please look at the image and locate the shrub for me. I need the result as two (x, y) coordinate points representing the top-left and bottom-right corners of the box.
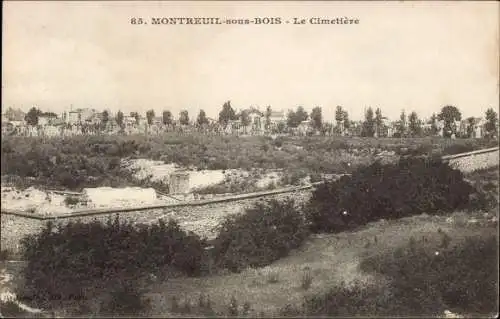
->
(212, 199), (309, 272)
(100, 277), (150, 317)
(242, 301), (251, 316)
(442, 143), (475, 156)
(0, 249), (12, 261)
(18, 216), (207, 308)
(360, 233), (498, 316)
(281, 233), (498, 317)
(228, 295), (239, 316)
(280, 170), (308, 186)
(0, 300), (32, 318)
(63, 195), (80, 206)
(306, 157), (475, 233)
(280, 281), (386, 317)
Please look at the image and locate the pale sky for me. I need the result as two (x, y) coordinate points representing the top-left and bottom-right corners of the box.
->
(2, 1), (499, 121)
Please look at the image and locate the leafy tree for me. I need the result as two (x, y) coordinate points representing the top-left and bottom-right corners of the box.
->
(265, 106), (272, 129)
(240, 110), (251, 127)
(408, 111), (422, 137)
(101, 110), (109, 127)
(197, 109), (209, 126)
(41, 112), (58, 118)
(429, 113), (439, 136)
(146, 110), (155, 126)
(162, 110), (173, 125)
(116, 110), (124, 127)
(179, 110), (189, 125)
(484, 108), (498, 139)
(466, 117), (475, 138)
(321, 122), (333, 136)
(343, 111), (350, 130)
(396, 110), (406, 137)
(277, 122), (286, 134)
(25, 107), (42, 126)
(218, 101), (237, 126)
(5, 107), (25, 121)
(311, 107), (323, 131)
(361, 107), (375, 137)
(438, 105), (461, 138)
(130, 112), (140, 125)
(335, 106), (344, 128)
(287, 106), (308, 128)
(375, 108), (384, 137)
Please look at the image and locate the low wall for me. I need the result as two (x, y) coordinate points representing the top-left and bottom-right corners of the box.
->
(445, 148), (499, 173)
(1, 188), (312, 255)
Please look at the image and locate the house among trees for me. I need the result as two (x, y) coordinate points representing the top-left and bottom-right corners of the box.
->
(347, 121), (363, 137)
(66, 110), (80, 124)
(66, 108), (101, 125)
(2, 107), (26, 122)
(123, 115), (138, 126)
(241, 107), (264, 134)
(296, 120), (312, 136)
(458, 117), (491, 139)
(38, 113), (59, 126)
(85, 112), (103, 125)
(267, 110), (286, 132)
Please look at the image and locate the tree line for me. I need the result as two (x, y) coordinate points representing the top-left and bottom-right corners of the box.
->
(17, 102), (499, 139)
(358, 105), (498, 139)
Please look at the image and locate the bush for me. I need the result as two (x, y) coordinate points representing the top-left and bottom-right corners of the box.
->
(212, 199), (309, 272)
(281, 233), (498, 317)
(280, 170), (308, 186)
(18, 216), (207, 308)
(280, 281), (388, 317)
(442, 143), (475, 156)
(63, 195), (80, 206)
(306, 157), (475, 233)
(0, 249), (12, 261)
(100, 277), (150, 317)
(360, 233), (498, 316)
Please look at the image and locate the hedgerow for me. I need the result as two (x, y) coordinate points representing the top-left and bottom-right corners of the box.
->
(18, 216), (207, 310)
(212, 198), (309, 272)
(306, 157), (476, 233)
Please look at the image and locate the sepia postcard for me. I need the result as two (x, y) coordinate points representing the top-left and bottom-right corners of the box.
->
(1, 1), (499, 318)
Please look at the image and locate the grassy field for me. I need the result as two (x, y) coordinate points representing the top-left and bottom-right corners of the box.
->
(140, 210), (497, 317)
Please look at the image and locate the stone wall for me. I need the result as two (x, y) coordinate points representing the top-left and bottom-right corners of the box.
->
(446, 148), (499, 173)
(1, 188), (312, 256)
